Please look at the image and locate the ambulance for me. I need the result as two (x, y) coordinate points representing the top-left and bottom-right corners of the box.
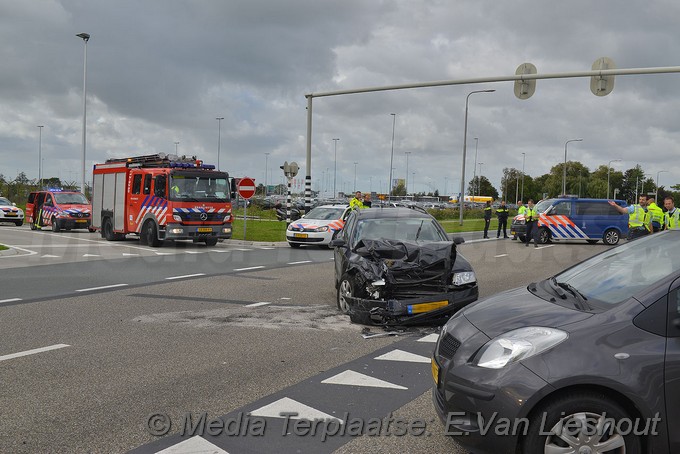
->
(91, 153), (233, 246)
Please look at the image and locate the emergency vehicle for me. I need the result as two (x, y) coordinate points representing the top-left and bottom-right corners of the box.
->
(91, 153), (233, 246)
(26, 190), (92, 231)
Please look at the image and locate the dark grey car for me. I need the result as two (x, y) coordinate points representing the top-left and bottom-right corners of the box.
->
(432, 230), (680, 454)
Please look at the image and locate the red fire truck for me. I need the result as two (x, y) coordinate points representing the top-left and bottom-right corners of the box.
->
(91, 153), (233, 246)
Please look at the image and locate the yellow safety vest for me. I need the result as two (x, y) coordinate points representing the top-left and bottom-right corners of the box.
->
(665, 209), (680, 230)
(518, 206), (527, 215)
(629, 205), (650, 230)
(648, 203), (664, 226)
(524, 207), (538, 222)
(349, 197), (363, 209)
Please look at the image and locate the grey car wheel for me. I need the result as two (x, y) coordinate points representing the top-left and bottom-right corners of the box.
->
(337, 277), (353, 314)
(603, 228), (620, 245)
(522, 392), (641, 454)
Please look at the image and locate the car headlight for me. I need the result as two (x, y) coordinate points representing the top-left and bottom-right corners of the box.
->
(287, 224), (294, 231)
(314, 225), (329, 232)
(471, 327), (568, 369)
(452, 271), (476, 286)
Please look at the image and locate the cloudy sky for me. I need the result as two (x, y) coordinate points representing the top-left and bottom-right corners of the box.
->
(1, 0), (679, 198)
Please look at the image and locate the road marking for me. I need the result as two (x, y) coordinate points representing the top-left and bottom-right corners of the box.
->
(417, 333), (440, 343)
(184, 251), (205, 255)
(374, 349), (431, 363)
(288, 260), (312, 265)
(245, 302), (271, 308)
(259, 247), (276, 250)
(165, 273), (206, 280)
(494, 253), (508, 258)
(280, 297), (291, 300)
(0, 298), (22, 304)
(535, 244), (555, 250)
(82, 254), (101, 257)
(122, 253), (139, 256)
(154, 252), (174, 255)
(41, 254), (60, 258)
(233, 266), (264, 272)
(232, 248), (253, 252)
(0, 344), (70, 362)
(321, 370), (408, 389)
(75, 283), (128, 292)
(155, 436), (229, 454)
(250, 397), (342, 423)
(0, 244), (38, 258)
(210, 249), (227, 253)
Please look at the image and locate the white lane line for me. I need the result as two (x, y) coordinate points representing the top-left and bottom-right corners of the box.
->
(41, 254), (60, 258)
(232, 248), (253, 252)
(0, 245), (38, 258)
(374, 349), (431, 363)
(494, 254), (508, 258)
(210, 249), (227, 253)
(165, 273), (206, 280)
(155, 436), (229, 454)
(535, 244), (555, 250)
(259, 247), (276, 250)
(122, 253), (139, 256)
(184, 251), (205, 255)
(82, 254), (101, 257)
(245, 302), (271, 308)
(0, 298), (22, 304)
(280, 297), (291, 300)
(417, 333), (440, 343)
(75, 283), (128, 292)
(288, 260), (312, 265)
(233, 266), (264, 272)
(321, 370), (408, 390)
(0, 344), (70, 362)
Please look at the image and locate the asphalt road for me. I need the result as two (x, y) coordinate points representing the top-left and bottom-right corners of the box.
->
(0, 224), (608, 453)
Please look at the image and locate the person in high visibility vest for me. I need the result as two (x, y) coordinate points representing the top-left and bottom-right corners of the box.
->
(349, 191), (364, 210)
(496, 201), (509, 238)
(647, 197), (664, 232)
(664, 196), (680, 230)
(524, 199), (539, 248)
(483, 201), (492, 239)
(608, 195), (651, 240)
(513, 200), (526, 240)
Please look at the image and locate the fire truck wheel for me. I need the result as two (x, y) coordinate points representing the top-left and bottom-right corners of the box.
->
(103, 218), (116, 241)
(205, 237), (218, 247)
(51, 217), (60, 232)
(143, 220), (162, 247)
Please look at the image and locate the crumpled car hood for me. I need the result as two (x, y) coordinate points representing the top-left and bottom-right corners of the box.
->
(351, 239), (456, 285)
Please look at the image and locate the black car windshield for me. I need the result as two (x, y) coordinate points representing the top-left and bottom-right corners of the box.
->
(54, 193), (89, 204)
(353, 218), (447, 245)
(555, 231), (680, 306)
(304, 207), (345, 220)
(0, 197), (11, 206)
(170, 173), (229, 202)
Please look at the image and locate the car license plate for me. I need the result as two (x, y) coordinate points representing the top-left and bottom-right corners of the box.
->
(76, 219), (87, 223)
(407, 300), (448, 314)
(197, 227), (212, 233)
(6, 213), (17, 217)
(294, 233), (308, 238)
(431, 358), (439, 385)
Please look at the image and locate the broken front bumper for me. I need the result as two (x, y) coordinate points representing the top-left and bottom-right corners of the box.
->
(349, 285), (478, 326)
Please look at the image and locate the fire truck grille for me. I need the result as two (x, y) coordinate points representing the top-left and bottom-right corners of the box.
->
(177, 212), (224, 222)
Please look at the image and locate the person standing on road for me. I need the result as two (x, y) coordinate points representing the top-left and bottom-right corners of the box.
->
(647, 197), (664, 232)
(524, 199), (539, 247)
(496, 201), (509, 238)
(513, 200), (526, 240)
(608, 195), (651, 240)
(350, 191), (364, 210)
(664, 196), (680, 230)
(362, 193), (372, 208)
(483, 201), (492, 239)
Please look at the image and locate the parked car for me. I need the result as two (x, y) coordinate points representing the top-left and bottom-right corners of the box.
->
(331, 206), (478, 325)
(26, 190), (92, 231)
(432, 230), (680, 454)
(286, 204), (352, 248)
(511, 197), (628, 245)
(0, 197), (24, 226)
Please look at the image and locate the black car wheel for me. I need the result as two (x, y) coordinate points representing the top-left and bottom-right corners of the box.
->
(14, 220), (23, 226)
(143, 221), (162, 247)
(603, 228), (620, 246)
(205, 237), (218, 247)
(51, 217), (60, 232)
(522, 391), (642, 454)
(337, 273), (365, 314)
(103, 218), (115, 241)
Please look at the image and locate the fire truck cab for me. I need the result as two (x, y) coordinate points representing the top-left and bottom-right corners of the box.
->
(92, 153), (233, 247)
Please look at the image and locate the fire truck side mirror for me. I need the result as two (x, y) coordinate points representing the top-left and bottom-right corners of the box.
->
(230, 178), (237, 199)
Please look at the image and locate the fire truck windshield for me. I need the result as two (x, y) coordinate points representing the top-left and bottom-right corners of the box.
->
(54, 192), (90, 205)
(169, 173), (230, 202)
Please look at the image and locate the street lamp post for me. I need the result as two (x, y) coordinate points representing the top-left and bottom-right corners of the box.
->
(656, 170), (669, 201)
(216, 117), (224, 171)
(76, 32), (90, 195)
(174, 142), (179, 154)
(521, 152), (526, 202)
(353, 161), (358, 192)
(37, 125), (44, 188)
(563, 138), (583, 196)
(459, 90), (495, 225)
(607, 158), (621, 199)
(472, 137), (478, 202)
(389, 113), (396, 199)
(332, 138), (339, 198)
(477, 163), (484, 199)
(404, 151), (411, 195)
(264, 152), (270, 196)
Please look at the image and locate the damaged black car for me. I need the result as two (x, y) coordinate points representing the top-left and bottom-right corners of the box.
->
(330, 207), (478, 326)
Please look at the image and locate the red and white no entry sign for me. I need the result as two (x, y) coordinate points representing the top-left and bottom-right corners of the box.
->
(237, 177), (256, 199)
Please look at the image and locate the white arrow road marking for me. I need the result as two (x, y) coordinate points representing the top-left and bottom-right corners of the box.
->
(417, 333), (440, 343)
(321, 370), (408, 390)
(250, 397), (342, 423)
(374, 349), (431, 363)
(0, 344), (70, 362)
(155, 436), (229, 454)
